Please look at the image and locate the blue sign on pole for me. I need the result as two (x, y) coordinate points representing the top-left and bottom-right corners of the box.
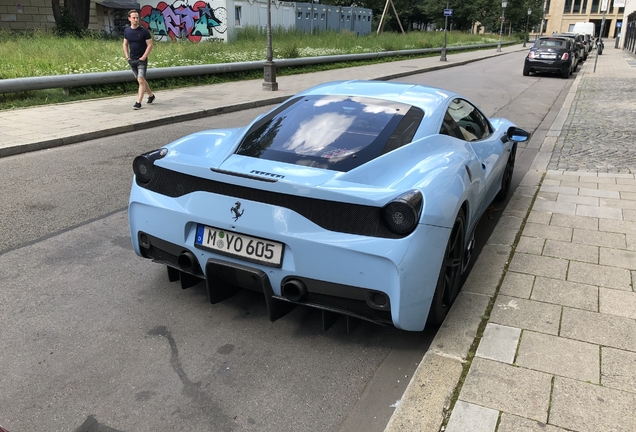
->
(444, 8), (452, 16)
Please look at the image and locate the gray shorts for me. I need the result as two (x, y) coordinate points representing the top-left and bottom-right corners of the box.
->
(128, 59), (148, 79)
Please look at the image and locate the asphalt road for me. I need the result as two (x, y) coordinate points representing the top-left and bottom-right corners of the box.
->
(0, 50), (573, 432)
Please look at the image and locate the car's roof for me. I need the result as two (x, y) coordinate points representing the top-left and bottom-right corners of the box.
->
(298, 80), (458, 114)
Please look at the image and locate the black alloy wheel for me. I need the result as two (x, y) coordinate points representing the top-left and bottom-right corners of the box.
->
(495, 144), (517, 202)
(427, 209), (466, 327)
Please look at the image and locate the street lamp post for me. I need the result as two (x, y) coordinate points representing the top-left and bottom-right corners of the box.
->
(262, 0), (278, 91)
(523, 7), (532, 47)
(497, 0), (507, 52)
(441, 0), (449, 61)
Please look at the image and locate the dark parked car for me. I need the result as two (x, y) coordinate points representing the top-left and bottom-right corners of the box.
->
(558, 32), (589, 60)
(552, 32), (586, 63)
(524, 36), (576, 78)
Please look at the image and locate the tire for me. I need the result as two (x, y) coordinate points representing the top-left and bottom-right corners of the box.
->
(562, 68), (570, 79)
(495, 144), (516, 202)
(523, 67), (530, 76)
(427, 209), (466, 327)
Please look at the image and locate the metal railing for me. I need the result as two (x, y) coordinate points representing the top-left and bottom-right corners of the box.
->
(0, 42), (516, 94)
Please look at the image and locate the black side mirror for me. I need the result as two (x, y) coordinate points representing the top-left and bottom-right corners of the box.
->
(506, 126), (530, 142)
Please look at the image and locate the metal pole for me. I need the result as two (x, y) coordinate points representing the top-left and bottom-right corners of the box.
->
(262, 0), (278, 91)
(523, 9), (531, 47)
(439, 0), (449, 61)
(497, 8), (504, 52)
(441, 0), (449, 61)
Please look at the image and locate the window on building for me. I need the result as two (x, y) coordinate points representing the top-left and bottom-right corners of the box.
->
(563, 0), (572, 13)
(572, 0), (581, 12)
(314, 12), (318, 19)
(346, 15), (350, 21)
(235, 6), (242, 26)
(581, 0), (588, 13)
(321, 13), (325, 20)
(298, 11), (302, 19)
(591, 0), (599, 13)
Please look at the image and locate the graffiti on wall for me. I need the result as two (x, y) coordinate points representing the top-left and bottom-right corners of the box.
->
(141, 1), (227, 42)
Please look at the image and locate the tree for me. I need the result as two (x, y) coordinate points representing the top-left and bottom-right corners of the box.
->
(51, 0), (91, 35)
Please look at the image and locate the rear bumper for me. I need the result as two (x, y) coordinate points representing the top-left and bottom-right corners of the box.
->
(525, 58), (571, 74)
(129, 186), (450, 331)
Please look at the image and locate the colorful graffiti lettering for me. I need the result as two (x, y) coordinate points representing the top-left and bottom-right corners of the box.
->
(140, 1), (227, 42)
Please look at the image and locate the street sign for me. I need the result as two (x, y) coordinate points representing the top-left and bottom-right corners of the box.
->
(613, 0), (625, 6)
(444, 9), (452, 16)
(601, 0), (608, 11)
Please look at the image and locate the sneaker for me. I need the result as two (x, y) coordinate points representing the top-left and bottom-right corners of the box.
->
(133, 102), (142, 110)
(147, 95), (155, 104)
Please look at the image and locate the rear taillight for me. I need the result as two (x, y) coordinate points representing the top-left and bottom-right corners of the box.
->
(382, 190), (422, 235)
(561, 53), (569, 60)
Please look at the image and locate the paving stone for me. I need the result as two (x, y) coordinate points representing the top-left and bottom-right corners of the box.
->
(572, 228), (626, 248)
(515, 236), (545, 255)
(499, 271), (535, 299)
(550, 213), (598, 230)
(531, 277), (598, 311)
(599, 288), (636, 319)
(445, 400), (499, 432)
(600, 218), (636, 235)
(540, 185), (579, 195)
(490, 295), (561, 335)
(498, 413), (568, 432)
(503, 194), (535, 219)
(556, 194), (599, 206)
(532, 200), (576, 215)
(579, 187), (621, 198)
(487, 215), (523, 246)
(536, 192), (558, 202)
(624, 208), (636, 221)
(476, 323), (521, 364)
(515, 331), (599, 383)
(462, 244), (511, 296)
(431, 292), (490, 361)
(384, 352), (463, 432)
(601, 347), (636, 393)
(508, 253), (569, 280)
(567, 261), (632, 290)
(526, 211), (552, 225)
(559, 181), (599, 190)
(598, 183), (636, 193)
(616, 178), (636, 185)
(543, 239), (598, 263)
(628, 235), (636, 251)
(600, 197), (636, 209)
(620, 191), (636, 200)
(522, 223), (573, 242)
(576, 204), (623, 220)
(459, 357), (552, 422)
(550, 376), (636, 432)
(560, 307), (636, 351)
(600, 247), (636, 270)
(543, 179), (561, 186)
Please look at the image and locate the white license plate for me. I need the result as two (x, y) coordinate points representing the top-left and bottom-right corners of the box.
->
(195, 224), (284, 267)
(540, 54), (557, 59)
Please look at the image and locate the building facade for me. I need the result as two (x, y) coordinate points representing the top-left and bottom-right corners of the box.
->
(536, 0), (626, 39)
(0, 0), (371, 39)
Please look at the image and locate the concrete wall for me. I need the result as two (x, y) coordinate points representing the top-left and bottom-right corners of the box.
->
(0, 0), (56, 30)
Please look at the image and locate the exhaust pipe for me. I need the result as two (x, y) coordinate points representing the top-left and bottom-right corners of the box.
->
(177, 251), (196, 272)
(281, 279), (308, 302)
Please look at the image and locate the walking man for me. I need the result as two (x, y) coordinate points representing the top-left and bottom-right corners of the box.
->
(123, 10), (155, 110)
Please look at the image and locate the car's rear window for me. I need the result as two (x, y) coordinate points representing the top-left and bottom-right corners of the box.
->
(538, 39), (565, 47)
(236, 95), (423, 172)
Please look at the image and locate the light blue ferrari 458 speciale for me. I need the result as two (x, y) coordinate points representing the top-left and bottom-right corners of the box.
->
(128, 80), (529, 331)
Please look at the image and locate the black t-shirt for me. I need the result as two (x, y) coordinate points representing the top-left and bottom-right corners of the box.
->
(124, 26), (151, 61)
